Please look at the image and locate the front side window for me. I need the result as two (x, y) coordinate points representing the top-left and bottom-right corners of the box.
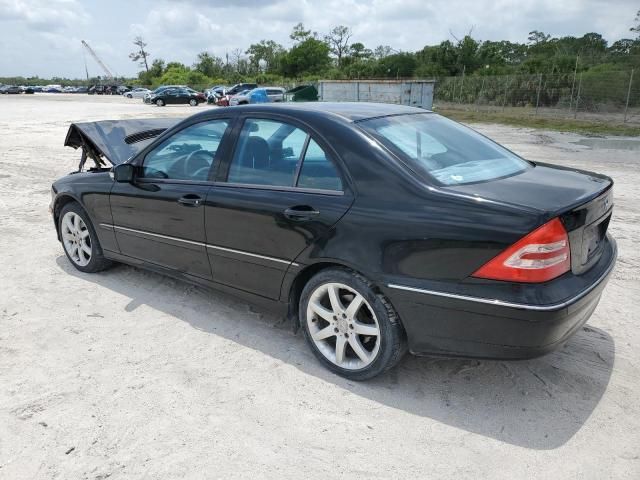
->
(142, 119), (229, 181)
(227, 118), (343, 191)
(359, 114), (530, 186)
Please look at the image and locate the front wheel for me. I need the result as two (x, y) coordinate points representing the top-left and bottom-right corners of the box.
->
(156, 99), (165, 106)
(127, 94), (132, 98)
(189, 98), (198, 106)
(300, 268), (406, 380)
(59, 202), (112, 273)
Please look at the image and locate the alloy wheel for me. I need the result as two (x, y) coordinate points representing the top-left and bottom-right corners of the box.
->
(61, 211), (92, 267)
(306, 282), (381, 370)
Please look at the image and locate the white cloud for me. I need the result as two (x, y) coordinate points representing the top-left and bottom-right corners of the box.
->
(0, 0), (638, 78)
(0, 0), (90, 31)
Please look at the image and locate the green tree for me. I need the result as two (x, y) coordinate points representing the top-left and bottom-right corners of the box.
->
(129, 36), (150, 72)
(280, 37), (331, 77)
(376, 52), (417, 78)
(290, 23), (314, 43)
(325, 25), (352, 67)
(193, 52), (224, 77)
(631, 9), (640, 38)
(246, 40), (285, 72)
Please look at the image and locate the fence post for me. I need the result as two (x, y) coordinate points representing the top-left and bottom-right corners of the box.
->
(476, 77), (485, 112)
(574, 73), (583, 119)
(502, 75), (510, 112)
(569, 55), (579, 111)
(535, 73), (543, 115)
(624, 68), (634, 123)
(458, 65), (466, 103)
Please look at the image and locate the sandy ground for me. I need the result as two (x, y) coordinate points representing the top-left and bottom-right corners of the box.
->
(0, 94), (639, 480)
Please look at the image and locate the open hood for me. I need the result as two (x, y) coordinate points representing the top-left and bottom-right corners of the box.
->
(64, 118), (182, 167)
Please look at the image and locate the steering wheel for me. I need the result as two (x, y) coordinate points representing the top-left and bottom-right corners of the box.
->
(183, 149), (212, 180)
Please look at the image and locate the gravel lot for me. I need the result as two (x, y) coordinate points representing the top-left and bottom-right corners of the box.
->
(1, 94), (639, 479)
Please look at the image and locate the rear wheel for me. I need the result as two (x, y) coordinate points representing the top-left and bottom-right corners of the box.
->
(189, 98), (198, 106)
(156, 99), (165, 106)
(59, 202), (112, 273)
(300, 268), (406, 380)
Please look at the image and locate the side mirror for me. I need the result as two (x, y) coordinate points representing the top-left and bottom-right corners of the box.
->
(112, 163), (135, 183)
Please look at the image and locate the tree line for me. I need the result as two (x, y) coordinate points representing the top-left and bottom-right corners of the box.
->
(3, 11), (639, 88)
(130, 13), (640, 88)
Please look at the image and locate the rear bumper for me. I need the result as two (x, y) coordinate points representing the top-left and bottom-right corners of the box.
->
(383, 237), (617, 360)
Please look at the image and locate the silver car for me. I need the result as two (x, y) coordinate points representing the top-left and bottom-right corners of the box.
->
(125, 88), (151, 99)
(229, 87), (286, 105)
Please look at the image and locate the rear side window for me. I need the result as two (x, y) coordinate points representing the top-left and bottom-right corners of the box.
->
(227, 118), (343, 191)
(228, 119), (304, 186)
(359, 114), (530, 185)
(297, 139), (342, 191)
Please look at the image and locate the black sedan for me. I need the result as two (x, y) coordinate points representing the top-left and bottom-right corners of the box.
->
(147, 87), (205, 107)
(51, 103), (616, 380)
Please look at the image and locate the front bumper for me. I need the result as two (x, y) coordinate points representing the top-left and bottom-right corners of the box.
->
(383, 237), (617, 359)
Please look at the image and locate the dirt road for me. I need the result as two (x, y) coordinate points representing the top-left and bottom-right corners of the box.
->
(1, 94), (638, 479)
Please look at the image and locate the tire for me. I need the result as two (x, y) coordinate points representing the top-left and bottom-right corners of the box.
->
(58, 202), (112, 273)
(127, 94), (132, 98)
(156, 99), (165, 107)
(299, 267), (406, 380)
(189, 98), (198, 106)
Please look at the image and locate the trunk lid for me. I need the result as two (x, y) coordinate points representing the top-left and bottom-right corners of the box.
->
(448, 163), (613, 275)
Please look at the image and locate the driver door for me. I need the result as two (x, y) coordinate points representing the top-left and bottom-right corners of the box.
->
(109, 118), (231, 279)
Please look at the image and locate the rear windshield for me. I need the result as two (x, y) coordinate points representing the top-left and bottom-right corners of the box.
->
(358, 113), (530, 185)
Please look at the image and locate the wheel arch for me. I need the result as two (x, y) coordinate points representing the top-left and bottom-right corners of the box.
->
(285, 261), (392, 331)
(52, 193), (81, 241)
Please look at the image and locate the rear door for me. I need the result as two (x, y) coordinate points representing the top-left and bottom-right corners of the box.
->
(205, 115), (354, 299)
(109, 118), (232, 279)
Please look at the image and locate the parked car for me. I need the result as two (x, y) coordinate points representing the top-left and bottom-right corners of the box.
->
(184, 87), (206, 103)
(23, 86), (35, 94)
(0, 85), (22, 94)
(226, 83), (258, 96)
(148, 87), (204, 106)
(265, 87), (286, 102)
(227, 89), (253, 105)
(125, 87), (151, 99)
(230, 87), (285, 105)
(143, 85), (186, 103)
(205, 85), (226, 98)
(43, 85), (62, 93)
(52, 102), (616, 380)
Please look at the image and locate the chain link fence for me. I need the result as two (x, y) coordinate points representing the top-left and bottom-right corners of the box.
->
(433, 69), (640, 125)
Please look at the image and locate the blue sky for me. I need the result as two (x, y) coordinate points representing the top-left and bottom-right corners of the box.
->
(0, 0), (638, 78)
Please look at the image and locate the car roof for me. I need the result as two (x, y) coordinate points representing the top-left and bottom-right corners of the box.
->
(214, 102), (431, 122)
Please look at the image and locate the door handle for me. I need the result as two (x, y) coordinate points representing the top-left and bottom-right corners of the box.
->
(284, 205), (320, 220)
(178, 195), (203, 207)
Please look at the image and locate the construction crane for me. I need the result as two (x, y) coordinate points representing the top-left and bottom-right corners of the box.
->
(81, 40), (114, 80)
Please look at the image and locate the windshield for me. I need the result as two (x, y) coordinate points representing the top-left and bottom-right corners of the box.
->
(359, 113), (530, 186)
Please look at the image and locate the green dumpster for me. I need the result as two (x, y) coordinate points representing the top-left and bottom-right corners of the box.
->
(285, 84), (319, 102)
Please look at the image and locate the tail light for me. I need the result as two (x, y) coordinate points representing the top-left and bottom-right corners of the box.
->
(472, 218), (570, 283)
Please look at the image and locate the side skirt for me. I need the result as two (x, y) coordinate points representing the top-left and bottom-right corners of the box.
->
(103, 250), (289, 317)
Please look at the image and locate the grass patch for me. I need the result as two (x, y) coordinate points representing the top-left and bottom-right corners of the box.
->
(436, 108), (640, 136)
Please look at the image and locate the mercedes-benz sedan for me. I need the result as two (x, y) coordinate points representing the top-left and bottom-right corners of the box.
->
(51, 103), (616, 380)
